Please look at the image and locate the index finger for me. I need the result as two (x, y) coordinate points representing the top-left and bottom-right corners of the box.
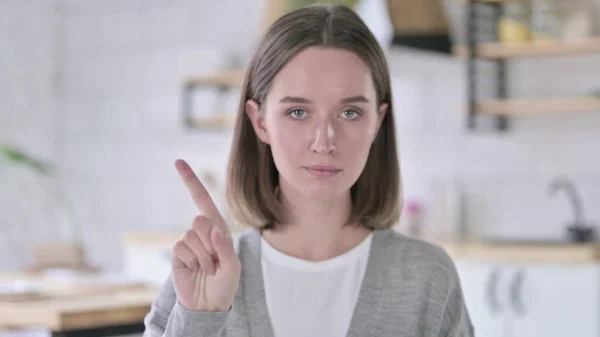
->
(174, 159), (227, 229)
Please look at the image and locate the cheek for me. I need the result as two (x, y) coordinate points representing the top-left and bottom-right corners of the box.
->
(342, 131), (374, 168)
(265, 117), (303, 164)
(339, 120), (377, 151)
(337, 122), (378, 174)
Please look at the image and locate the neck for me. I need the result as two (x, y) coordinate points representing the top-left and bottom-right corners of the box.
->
(262, 182), (372, 262)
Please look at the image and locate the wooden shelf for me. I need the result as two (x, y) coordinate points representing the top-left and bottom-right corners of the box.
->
(454, 38), (600, 59)
(476, 96), (600, 116)
(182, 69), (244, 130)
(185, 68), (245, 88)
(186, 115), (237, 129)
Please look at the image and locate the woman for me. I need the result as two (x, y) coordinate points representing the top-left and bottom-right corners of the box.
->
(144, 4), (473, 337)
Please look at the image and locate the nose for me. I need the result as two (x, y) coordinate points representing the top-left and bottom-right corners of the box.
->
(310, 119), (336, 154)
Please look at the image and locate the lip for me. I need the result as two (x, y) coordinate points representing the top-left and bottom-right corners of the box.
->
(304, 165), (342, 177)
(306, 164), (340, 171)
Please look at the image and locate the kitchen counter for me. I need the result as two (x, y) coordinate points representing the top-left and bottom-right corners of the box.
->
(122, 231), (600, 264)
(122, 230), (246, 249)
(0, 272), (158, 336)
(426, 237), (600, 264)
(122, 231), (184, 250)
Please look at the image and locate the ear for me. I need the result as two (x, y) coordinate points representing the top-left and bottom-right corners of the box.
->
(375, 102), (388, 136)
(246, 99), (270, 144)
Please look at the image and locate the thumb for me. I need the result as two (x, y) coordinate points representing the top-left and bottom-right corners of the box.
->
(211, 227), (238, 271)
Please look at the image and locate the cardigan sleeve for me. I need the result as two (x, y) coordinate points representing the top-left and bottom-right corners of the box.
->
(143, 274), (230, 337)
(143, 234), (246, 337)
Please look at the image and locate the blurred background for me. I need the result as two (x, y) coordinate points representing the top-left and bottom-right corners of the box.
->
(1, 0), (600, 336)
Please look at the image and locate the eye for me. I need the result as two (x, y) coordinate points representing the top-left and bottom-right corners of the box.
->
(340, 109), (360, 120)
(288, 109), (308, 119)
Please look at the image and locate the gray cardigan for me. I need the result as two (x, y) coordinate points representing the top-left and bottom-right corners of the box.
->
(143, 229), (474, 337)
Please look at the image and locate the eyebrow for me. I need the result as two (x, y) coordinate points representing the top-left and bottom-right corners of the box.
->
(278, 95), (370, 104)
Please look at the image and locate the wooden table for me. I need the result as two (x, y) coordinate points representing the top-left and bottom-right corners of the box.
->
(0, 272), (159, 337)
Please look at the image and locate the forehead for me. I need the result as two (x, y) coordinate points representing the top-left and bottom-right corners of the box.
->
(268, 47), (375, 100)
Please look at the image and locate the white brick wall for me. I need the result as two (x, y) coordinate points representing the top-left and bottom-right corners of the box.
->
(0, 0), (64, 270)
(57, 0), (263, 271)
(2, 0), (600, 272)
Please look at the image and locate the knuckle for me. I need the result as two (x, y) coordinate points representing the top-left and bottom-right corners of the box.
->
(193, 218), (213, 235)
(173, 240), (187, 254)
(193, 215), (211, 229)
(194, 214), (209, 224)
(199, 254), (213, 268)
(182, 229), (196, 243)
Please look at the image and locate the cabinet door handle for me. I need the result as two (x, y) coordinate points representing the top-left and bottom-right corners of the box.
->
(510, 268), (527, 316)
(486, 268), (502, 314)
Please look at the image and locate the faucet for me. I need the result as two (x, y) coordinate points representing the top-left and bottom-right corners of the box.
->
(548, 176), (586, 226)
(548, 176), (595, 242)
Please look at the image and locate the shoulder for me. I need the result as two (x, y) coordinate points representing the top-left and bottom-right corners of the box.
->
(377, 229), (461, 289)
(379, 229), (456, 267)
(379, 231), (474, 335)
(231, 228), (262, 260)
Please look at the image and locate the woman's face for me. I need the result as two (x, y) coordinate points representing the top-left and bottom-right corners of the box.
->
(247, 47), (387, 201)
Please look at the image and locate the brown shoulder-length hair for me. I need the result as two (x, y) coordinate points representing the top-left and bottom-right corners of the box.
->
(226, 4), (401, 231)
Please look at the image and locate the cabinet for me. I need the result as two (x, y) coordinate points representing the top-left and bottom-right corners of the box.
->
(457, 262), (506, 337)
(457, 261), (600, 337)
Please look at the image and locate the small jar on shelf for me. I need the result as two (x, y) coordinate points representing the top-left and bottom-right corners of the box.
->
(561, 0), (594, 41)
(498, 2), (532, 44)
(531, 0), (566, 43)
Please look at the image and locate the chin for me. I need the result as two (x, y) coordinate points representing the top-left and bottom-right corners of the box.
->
(296, 180), (350, 201)
(278, 168), (356, 201)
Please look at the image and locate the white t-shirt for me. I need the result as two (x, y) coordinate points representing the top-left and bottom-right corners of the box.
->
(260, 233), (373, 337)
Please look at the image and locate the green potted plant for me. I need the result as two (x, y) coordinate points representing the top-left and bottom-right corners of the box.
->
(0, 143), (93, 272)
